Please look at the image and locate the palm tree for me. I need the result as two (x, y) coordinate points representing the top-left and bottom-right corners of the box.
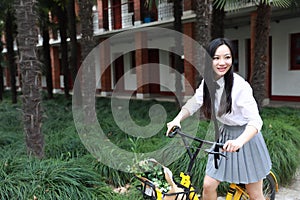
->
(78, 0), (96, 62)
(67, 0), (79, 84)
(194, 0), (213, 87)
(0, 6), (4, 101)
(211, 3), (225, 39)
(76, 0), (95, 107)
(14, 0), (44, 158)
(250, 0), (297, 110)
(0, 39), (3, 101)
(0, 20), (4, 101)
(38, 0), (54, 99)
(2, 0), (18, 103)
(194, 0), (212, 47)
(173, 0), (184, 107)
(251, 2), (271, 110)
(213, 0), (296, 110)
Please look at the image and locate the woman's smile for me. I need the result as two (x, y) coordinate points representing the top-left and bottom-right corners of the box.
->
(212, 44), (232, 79)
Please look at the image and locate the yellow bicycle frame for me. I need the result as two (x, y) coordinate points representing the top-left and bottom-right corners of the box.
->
(225, 183), (249, 200)
(225, 171), (279, 200)
(179, 172), (199, 200)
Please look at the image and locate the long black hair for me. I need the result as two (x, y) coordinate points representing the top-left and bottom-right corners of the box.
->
(200, 38), (235, 119)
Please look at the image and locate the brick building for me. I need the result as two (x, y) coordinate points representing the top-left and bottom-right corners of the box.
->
(3, 0), (300, 103)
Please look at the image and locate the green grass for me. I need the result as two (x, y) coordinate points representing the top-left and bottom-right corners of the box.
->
(0, 91), (299, 199)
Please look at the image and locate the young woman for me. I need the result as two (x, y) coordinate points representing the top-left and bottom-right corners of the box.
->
(166, 38), (272, 200)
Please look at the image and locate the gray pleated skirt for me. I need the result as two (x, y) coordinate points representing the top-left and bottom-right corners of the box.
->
(206, 124), (272, 184)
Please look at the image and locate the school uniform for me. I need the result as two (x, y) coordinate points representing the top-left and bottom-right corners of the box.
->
(182, 73), (272, 184)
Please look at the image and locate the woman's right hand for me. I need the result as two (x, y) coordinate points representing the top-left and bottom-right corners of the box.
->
(166, 108), (190, 136)
(166, 119), (181, 136)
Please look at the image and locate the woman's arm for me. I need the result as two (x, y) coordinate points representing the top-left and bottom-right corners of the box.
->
(166, 80), (204, 135)
(166, 108), (190, 135)
(223, 125), (258, 152)
(223, 76), (262, 152)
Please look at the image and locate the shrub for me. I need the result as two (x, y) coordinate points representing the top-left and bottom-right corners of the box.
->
(0, 93), (299, 199)
(262, 117), (300, 185)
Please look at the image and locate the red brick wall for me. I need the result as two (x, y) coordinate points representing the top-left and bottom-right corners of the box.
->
(100, 38), (112, 92)
(97, 0), (103, 29)
(183, 22), (197, 96)
(184, 0), (195, 11)
(135, 31), (149, 94)
(134, 0), (141, 22)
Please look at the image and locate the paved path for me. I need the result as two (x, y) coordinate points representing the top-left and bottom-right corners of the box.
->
(275, 169), (300, 200)
(217, 169), (300, 200)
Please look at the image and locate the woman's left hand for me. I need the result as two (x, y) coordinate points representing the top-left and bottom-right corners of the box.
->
(223, 139), (242, 152)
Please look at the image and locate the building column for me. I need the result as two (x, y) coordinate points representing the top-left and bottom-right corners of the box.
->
(97, 0), (105, 32)
(249, 11), (257, 82)
(183, 22), (197, 97)
(133, 0), (142, 25)
(50, 46), (61, 93)
(135, 31), (149, 99)
(184, 0), (195, 11)
(100, 38), (112, 96)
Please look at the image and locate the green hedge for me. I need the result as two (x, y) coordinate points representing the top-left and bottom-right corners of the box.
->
(0, 92), (299, 199)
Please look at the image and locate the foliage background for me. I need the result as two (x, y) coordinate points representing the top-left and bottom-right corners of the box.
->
(0, 91), (299, 199)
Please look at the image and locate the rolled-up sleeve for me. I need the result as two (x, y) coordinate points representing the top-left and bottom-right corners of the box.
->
(182, 81), (204, 116)
(235, 82), (263, 132)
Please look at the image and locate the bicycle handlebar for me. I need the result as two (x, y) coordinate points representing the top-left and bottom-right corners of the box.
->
(167, 126), (227, 170)
(168, 126), (224, 148)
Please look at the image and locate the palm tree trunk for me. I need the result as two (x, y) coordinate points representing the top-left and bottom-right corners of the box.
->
(0, 41), (3, 101)
(57, 6), (70, 98)
(211, 4), (225, 39)
(67, 0), (78, 84)
(195, 0), (212, 48)
(194, 0), (212, 86)
(251, 3), (271, 110)
(78, 0), (95, 61)
(173, 0), (184, 107)
(5, 9), (17, 104)
(76, 0), (95, 108)
(42, 21), (54, 99)
(14, 0), (44, 159)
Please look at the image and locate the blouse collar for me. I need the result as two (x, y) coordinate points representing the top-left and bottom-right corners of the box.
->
(216, 77), (225, 89)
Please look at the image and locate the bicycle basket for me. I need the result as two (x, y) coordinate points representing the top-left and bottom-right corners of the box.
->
(134, 159), (200, 200)
(135, 175), (199, 200)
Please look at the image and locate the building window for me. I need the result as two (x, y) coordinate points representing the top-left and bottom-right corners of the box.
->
(290, 33), (300, 70)
(168, 47), (183, 74)
(128, 0), (134, 13)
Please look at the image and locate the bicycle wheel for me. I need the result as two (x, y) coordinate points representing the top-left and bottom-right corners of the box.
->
(262, 173), (276, 200)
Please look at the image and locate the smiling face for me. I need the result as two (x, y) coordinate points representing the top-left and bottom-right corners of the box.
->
(212, 44), (233, 80)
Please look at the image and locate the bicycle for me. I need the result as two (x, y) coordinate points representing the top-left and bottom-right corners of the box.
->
(135, 126), (278, 200)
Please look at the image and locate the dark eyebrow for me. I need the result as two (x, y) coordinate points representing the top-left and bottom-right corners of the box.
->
(214, 53), (231, 57)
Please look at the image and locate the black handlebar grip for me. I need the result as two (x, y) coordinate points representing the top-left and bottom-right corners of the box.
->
(168, 126), (180, 138)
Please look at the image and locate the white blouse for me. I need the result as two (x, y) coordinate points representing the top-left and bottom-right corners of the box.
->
(182, 73), (263, 132)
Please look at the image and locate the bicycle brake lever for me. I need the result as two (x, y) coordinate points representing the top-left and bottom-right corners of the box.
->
(205, 149), (228, 159)
(168, 126), (180, 138)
